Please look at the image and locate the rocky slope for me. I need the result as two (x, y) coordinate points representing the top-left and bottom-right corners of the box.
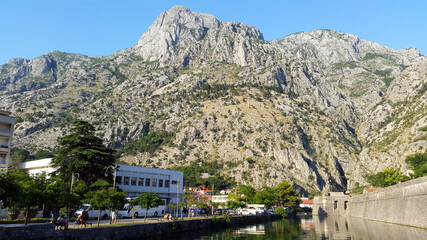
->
(0, 6), (426, 194)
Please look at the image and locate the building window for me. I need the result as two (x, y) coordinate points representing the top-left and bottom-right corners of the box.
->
(159, 179), (163, 187)
(116, 176), (122, 184)
(152, 178), (157, 187)
(131, 177), (137, 186)
(171, 180), (178, 184)
(124, 176), (130, 185)
(344, 201), (349, 210)
(146, 178), (151, 187)
(165, 180), (170, 188)
(334, 201), (338, 210)
(138, 178), (144, 186)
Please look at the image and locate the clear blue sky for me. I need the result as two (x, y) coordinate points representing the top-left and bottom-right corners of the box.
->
(1, 0), (426, 65)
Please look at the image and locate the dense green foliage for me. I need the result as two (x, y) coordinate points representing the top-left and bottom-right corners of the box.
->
(132, 192), (162, 221)
(0, 169), (78, 224)
(10, 148), (30, 164)
(84, 180), (127, 226)
(171, 161), (235, 189)
(275, 180), (302, 208)
(118, 130), (174, 156)
(253, 186), (277, 209)
(10, 148), (54, 164)
(51, 120), (116, 185)
(406, 153), (427, 178)
(366, 168), (405, 187)
(0, 218), (48, 224)
(34, 149), (54, 160)
(275, 206), (287, 218)
(226, 200), (246, 210)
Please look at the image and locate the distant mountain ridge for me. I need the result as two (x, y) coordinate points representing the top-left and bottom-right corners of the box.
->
(1, 6), (426, 194)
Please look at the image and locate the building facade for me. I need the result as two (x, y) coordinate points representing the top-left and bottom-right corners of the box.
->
(115, 164), (183, 205)
(17, 159), (184, 204)
(0, 110), (15, 170)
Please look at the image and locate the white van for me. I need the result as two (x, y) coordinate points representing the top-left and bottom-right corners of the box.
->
(74, 204), (110, 219)
(117, 198), (167, 218)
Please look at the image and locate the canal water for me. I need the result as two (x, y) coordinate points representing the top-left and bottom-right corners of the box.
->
(174, 215), (427, 240)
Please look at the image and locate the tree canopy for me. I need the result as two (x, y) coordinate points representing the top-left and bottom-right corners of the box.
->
(84, 180), (127, 226)
(406, 153), (427, 178)
(253, 186), (277, 209)
(275, 180), (301, 208)
(366, 168), (405, 187)
(132, 192), (162, 221)
(51, 119), (115, 185)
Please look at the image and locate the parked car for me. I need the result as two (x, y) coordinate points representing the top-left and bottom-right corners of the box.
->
(240, 208), (257, 215)
(266, 209), (276, 214)
(198, 208), (209, 215)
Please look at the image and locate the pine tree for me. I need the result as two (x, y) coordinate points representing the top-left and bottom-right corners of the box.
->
(51, 120), (115, 186)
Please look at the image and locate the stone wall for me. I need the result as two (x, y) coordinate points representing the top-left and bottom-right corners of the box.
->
(348, 176), (427, 229)
(0, 214), (279, 240)
(313, 176), (427, 229)
(312, 192), (350, 216)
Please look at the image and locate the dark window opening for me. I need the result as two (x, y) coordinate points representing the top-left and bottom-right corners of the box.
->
(138, 178), (144, 186)
(124, 176), (129, 185)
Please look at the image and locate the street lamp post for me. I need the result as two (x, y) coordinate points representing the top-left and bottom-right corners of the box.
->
(105, 165), (118, 189)
(70, 172), (80, 194)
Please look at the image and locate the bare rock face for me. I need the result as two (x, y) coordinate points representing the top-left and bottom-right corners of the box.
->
(130, 6), (266, 67)
(133, 6), (222, 62)
(1, 6), (426, 194)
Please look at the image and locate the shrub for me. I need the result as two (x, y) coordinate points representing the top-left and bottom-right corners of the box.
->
(0, 218), (48, 224)
(222, 213), (232, 223)
(275, 207), (287, 218)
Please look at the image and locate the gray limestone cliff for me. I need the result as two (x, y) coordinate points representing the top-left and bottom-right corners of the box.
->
(0, 6), (426, 194)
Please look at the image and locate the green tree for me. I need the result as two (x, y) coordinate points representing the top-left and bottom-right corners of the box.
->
(178, 202), (185, 219)
(226, 200), (246, 210)
(10, 147), (31, 164)
(51, 120), (116, 186)
(34, 149), (54, 160)
(253, 186), (277, 209)
(237, 185), (256, 203)
(132, 192), (162, 222)
(275, 206), (287, 218)
(367, 168), (404, 187)
(3, 169), (46, 225)
(84, 180), (127, 226)
(275, 180), (301, 208)
(406, 153), (427, 178)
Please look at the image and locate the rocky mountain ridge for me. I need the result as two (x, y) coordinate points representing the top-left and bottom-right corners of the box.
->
(1, 6), (426, 194)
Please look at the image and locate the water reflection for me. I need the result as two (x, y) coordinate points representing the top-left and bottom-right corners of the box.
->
(314, 215), (427, 240)
(175, 216), (427, 239)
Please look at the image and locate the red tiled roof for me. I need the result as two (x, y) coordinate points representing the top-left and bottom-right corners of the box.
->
(301, 200), (313, 204)
(364, 188), (381, 192)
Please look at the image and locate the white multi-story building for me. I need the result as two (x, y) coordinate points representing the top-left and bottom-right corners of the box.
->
(115, 164), (183, 205)
(0, 110), (15, 170)
(18, 158), (184, 205)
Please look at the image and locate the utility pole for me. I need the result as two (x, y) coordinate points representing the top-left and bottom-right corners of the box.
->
(212, 183), (214, 215)
(176, 177), (179, 218)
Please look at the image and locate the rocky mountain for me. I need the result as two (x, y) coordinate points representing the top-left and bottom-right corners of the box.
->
(1, 6), (426, 194)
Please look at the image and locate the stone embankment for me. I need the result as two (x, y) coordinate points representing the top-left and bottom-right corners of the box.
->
(0, 214), (279, 240)
(313, 176), (427, 229)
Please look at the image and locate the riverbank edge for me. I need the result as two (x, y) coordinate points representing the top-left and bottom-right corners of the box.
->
(0, 214), (281, 240)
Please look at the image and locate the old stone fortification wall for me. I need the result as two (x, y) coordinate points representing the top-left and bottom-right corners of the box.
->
(0, 214), (279, 240)
(348, 176), (427, 229)
(313, 176), (427, 229)
(312, 192), (350, 216)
